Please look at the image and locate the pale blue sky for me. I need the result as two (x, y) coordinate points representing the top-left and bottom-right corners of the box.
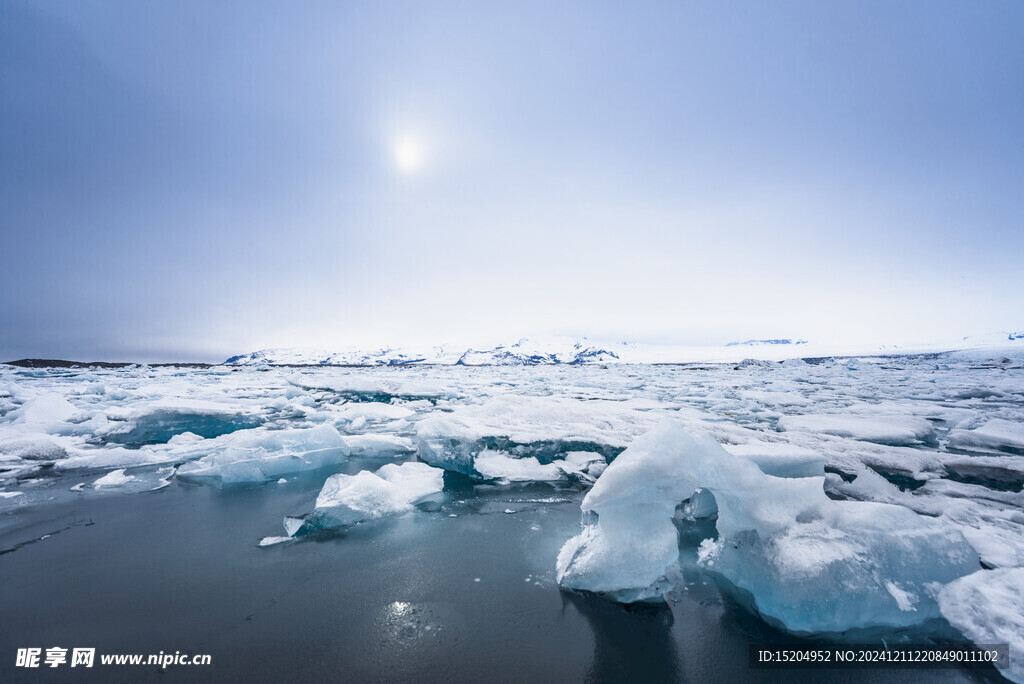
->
(2, 0), (1022, 361)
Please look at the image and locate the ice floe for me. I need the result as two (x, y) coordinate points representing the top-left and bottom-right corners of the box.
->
(778, 414), (937, 446)
(948, 419), (1024, 455)
(95, 398), (263, 446)
(416, 395), (664, 479)
(342, 434), (417, 458)
(93, 468), (135, 488)
(176, 424), (349, 485)
(287, 373), (452, 402)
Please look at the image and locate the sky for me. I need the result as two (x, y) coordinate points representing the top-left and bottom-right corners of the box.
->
(1, 0), (1022, 362)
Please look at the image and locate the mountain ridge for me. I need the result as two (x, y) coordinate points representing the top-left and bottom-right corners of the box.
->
(223, 332), (1024, 367)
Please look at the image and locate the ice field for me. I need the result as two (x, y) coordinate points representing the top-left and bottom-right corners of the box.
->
(2, 350), (1023, 681)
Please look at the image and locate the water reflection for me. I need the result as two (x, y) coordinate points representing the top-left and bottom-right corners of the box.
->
(563, 591), (682, 683)
(379, 601), (444, 646)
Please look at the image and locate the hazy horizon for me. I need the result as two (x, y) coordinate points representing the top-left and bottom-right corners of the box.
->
(3, 1), (1022, 363)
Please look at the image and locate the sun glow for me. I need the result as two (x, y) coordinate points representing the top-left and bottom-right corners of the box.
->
(393, 136), (424, 173)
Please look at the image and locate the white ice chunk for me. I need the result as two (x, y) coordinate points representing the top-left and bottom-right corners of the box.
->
(939, 568), (1024, 683)
(56, 445), (170, 471)
(560, 451), (608, 482)
(342, 434), (417, 458)
(556, 422), (979, 633)
(779, 414), (936, 446)
(288, 374), (452, 402)
(175, 424), (349, 485)
(7, 394), (81, 429)
(93, 469), (135, 488)
(373, 462), (444, 501)
(474, 450), (564, 482)
(258, 536), (292, 547)
(168, 432), (204, 445)
(0, 432), (68, 462)
(435, 447), (608, 484)
(948, 419), (1024, 455)
(290, 462), (444, 534)
(334, 403), (416, 423)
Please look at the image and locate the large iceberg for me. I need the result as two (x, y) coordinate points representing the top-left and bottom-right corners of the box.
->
(282, 461), (444, 537)
(556, 422), (980, 633)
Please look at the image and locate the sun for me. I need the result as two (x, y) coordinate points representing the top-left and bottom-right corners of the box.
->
(393, 136), (423, 173)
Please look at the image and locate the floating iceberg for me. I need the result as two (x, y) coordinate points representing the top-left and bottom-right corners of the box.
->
(93, 468), (135, 488)
(283, 461), (444, 536)
(556, 422), (979, 633)
(176, 424), (348, 485)
(939, 568), (1024, 683)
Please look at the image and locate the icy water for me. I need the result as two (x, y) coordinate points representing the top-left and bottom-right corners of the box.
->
(0, 477), (999, 683)
(1, 357), (1021, 681)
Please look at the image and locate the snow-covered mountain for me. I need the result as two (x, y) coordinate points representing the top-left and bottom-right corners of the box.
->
(726, 338), (808, 347)
(225, 338), (620, 367)
(224, 331), (1024, 366)
(455, 338), (620, 366)
(224, 345), (462, 367)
